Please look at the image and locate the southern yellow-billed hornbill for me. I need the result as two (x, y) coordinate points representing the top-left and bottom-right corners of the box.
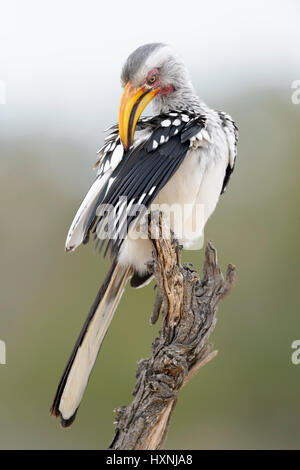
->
(51, 43), (238, 426)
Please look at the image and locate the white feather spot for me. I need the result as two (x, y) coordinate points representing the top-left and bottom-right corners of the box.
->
(181, 114), (189, 122)
(173, 129), (179, 135)
(138, 193), (146, 204)
(149, 185), (156, 196)
(169, 112), (178, 117)
(160, 135), (165, 144)
(152, 140), (158, 150)
(110, 142), (116, 152)
(105, 176), (115, 195)
(110, 145), (123, 167)
(113, 198), (136, 236)
(172, 119), (181, 126)
(161, 119), (171, 127)
(104, 134), (114, 142)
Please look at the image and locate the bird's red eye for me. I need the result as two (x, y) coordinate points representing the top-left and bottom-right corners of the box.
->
(146, 68), (159, 86)
(148, 74), (156, 84)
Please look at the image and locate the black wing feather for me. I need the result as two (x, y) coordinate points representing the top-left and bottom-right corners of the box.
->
(83, 111), (206, 258)
(95, 135), (189, 257)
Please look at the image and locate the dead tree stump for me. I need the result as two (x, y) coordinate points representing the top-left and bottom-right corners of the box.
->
(109, 212), (237, 450)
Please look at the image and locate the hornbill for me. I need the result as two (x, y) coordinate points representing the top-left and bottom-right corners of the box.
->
(50, 43), (238, 427)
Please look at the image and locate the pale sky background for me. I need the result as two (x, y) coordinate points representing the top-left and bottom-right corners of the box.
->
(1, 0), (299, 139)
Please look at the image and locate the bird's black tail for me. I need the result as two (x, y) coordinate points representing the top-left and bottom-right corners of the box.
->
(50, 261), (132, 427)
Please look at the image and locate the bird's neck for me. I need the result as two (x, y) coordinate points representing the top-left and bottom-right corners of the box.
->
(152, 84), (206, 115)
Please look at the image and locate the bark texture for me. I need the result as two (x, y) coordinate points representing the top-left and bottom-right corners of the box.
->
(109, 212), (237, 450)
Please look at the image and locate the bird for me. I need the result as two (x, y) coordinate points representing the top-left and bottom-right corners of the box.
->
(50, 43), (238, 427)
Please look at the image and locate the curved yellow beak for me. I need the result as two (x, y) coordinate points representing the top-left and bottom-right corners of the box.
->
(119, 82), (160, 151)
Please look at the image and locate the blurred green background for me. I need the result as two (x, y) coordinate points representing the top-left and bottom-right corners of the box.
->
(0, 0), (299, 449)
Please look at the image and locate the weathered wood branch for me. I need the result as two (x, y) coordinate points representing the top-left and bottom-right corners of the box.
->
(109, 212), (237, 450)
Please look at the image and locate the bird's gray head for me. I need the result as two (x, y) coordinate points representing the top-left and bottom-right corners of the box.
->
(119, 43), (200, 150)
(121, 43), (197, 111)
